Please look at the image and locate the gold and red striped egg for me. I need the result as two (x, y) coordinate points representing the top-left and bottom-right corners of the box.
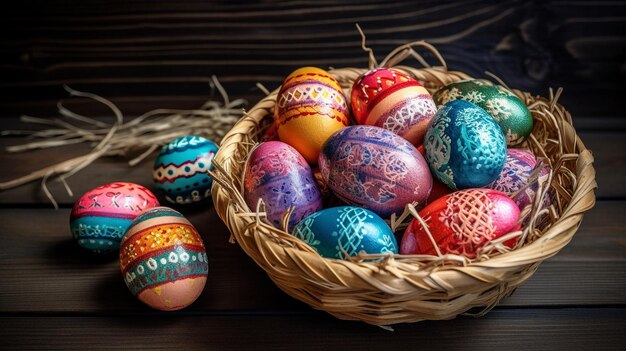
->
(350, 68), (437, 146)
(119, 207), (208, 311)
(275, 67), (350, 164)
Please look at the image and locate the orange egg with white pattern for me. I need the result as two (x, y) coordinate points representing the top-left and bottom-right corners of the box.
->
(275, 67), (350, 164)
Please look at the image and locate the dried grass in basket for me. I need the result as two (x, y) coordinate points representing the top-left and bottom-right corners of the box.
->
(209, 41), (597, 327)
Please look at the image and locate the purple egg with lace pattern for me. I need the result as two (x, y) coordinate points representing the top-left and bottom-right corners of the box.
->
(244, 141), (323, 231)
(486, 148), (550, 210)
(318, 125), (432, 218)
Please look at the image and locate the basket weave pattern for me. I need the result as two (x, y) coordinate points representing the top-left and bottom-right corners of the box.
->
(210, 63), (597, 325)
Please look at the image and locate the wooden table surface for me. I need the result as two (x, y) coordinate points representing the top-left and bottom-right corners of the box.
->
(1, 1), (625, 350)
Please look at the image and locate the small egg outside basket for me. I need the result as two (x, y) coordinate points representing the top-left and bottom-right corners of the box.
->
(210, 43), (597, 327)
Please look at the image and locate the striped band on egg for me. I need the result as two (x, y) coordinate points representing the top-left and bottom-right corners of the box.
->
(365, 85), (437, 146)
(119, 207), (208, 296)
(276, 83), (349, 127)
(122, 244), (208, 296)
(120, 219), (204, 266)
(70, 214), (133, 251)
(153, 136), (218, 204)
(280, 70), (343, 91)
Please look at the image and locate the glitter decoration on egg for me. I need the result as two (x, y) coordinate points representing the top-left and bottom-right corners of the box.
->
(152, 135), (218, 205)
(433, 79), (533, 145)
(424, 100), (507, 190)
(119, 207), (208, 311)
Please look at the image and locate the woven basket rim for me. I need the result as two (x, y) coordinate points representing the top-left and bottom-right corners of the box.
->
(210, 63), (597, 325)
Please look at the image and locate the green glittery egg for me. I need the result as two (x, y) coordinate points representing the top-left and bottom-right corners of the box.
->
(433, 80), (533, 146)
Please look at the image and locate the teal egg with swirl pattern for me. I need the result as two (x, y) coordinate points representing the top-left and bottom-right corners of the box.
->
(424, 100), (506, 190)
(292, 206), (397, 260)
(152, 136), (219, 205)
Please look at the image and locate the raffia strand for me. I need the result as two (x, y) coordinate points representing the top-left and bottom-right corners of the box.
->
(0, 77), (245, 205)
(209, 39), (597, 326)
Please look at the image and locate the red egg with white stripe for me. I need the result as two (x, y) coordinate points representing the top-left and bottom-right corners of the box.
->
(400, 188), (520, 259)
(350, 68), (437, 146)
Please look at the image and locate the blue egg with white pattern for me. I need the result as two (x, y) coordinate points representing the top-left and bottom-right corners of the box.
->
(424, 100), (506, 190)
(152, 136), (219, 205)
(292, 206), (397, 260)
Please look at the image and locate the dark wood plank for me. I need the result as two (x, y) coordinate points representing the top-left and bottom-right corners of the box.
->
(0, 207), (305, 313)
(1, 1), (625, 116)
(0, 200), (623, 313)
(2, 309), (626, 350)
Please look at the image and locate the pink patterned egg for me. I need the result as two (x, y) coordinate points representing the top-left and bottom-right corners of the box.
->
(70, 182), (160, 253)
(400, 189), (520, 259)
(319, 125), (432, 217)
(486, 149), (548, 210)
(244, 141), (323, 231)
(350, 67), (437, 146)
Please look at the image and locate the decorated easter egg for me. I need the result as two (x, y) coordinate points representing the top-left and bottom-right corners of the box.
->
(400, 189), (520, 258)
(244, 141), (323, 231)
(292, 206), (397, 259)
(152, 135), (218, 205)
(417, 145), (453, 204)
(486, 149), (539, 209)
(119, 207), (208, 311)
(275, 67), (350, 164)
(424, 100), (507, 190)
(350, 67), (437, 145)
(70, 182), (160, 253)
(319, 125), (432, 217)
(433, 80), (533, 145)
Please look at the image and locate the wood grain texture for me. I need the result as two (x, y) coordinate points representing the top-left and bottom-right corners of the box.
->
(2, 309), (625, 350)
(0, 1), (624, 348)
(1, 0), (625, 117)
(0, 201), (623, 313)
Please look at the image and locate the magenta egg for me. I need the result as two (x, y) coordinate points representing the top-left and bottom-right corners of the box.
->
(244, 141), (323, 231)
(400, 188), (520, 259)
(319, 125), (432, 217)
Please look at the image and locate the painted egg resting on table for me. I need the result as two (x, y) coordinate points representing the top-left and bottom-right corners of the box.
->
(275, 66), (350, 164)
(486, 148), (548, 210)
(400, 189), (520, 259)
(70, 182), (160, 253)
(152, 135), (218, 205)
(350, 67), (437, 146)
(319, 125), (432, 217)
(119, 207), (208, 311)
(424, 100), (507, 190)
(433, 79), (533, 145)
(292, 206), (397, 259)
(243, 141), (323, 231)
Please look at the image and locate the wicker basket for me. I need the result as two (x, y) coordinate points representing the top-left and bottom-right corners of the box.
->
(210, 44), (597, 326)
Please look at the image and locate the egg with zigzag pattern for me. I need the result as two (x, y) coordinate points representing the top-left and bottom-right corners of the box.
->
(275, 67), (350, 164)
